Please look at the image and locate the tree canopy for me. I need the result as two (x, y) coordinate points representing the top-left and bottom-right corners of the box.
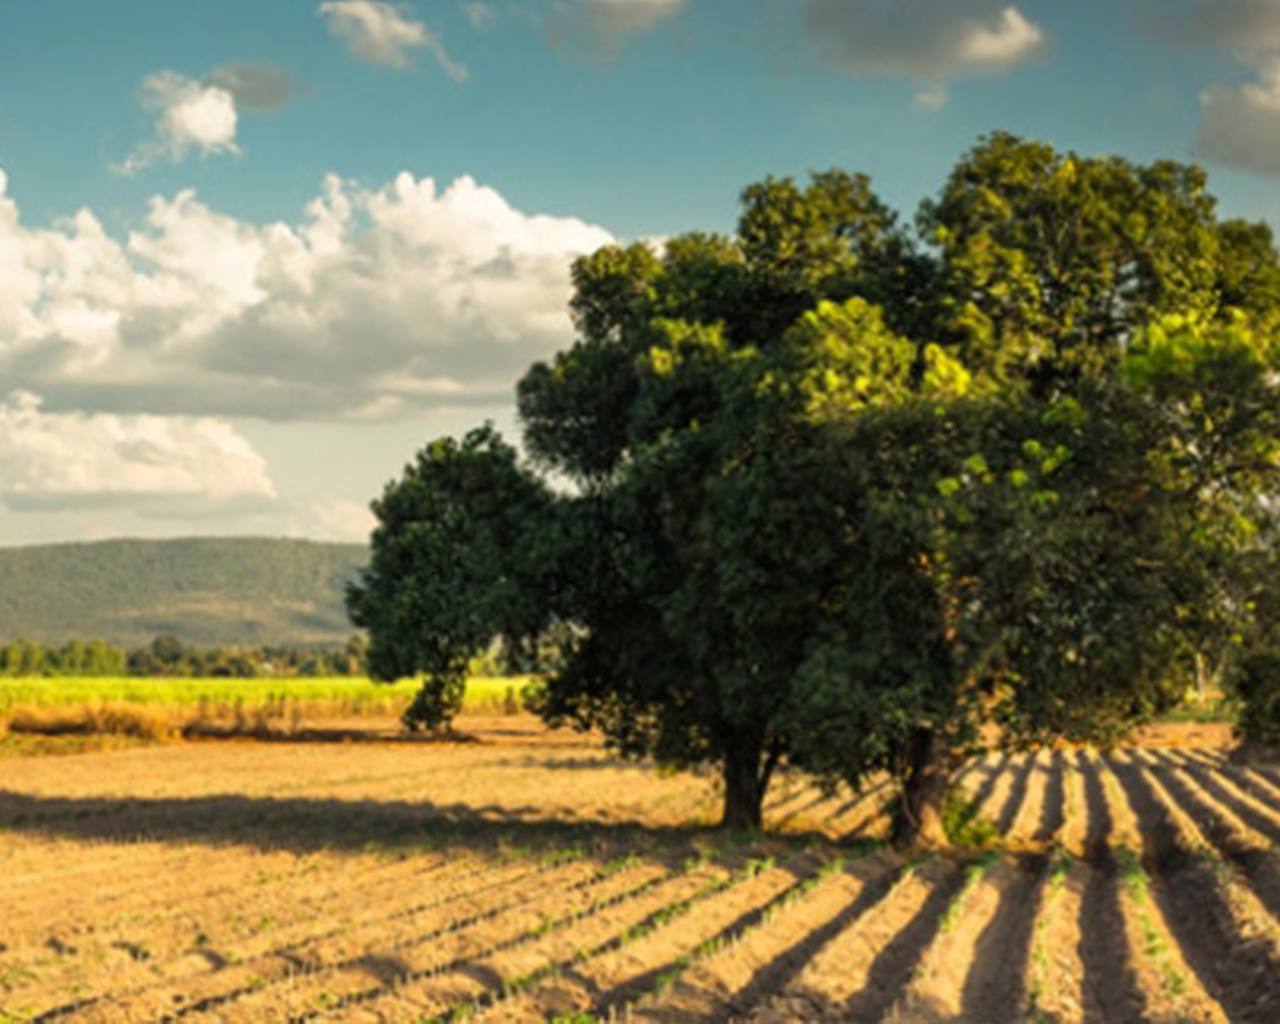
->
(348, 133), (1280, 843)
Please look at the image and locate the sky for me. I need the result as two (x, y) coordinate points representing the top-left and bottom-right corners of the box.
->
(1, 0), (1280, 547)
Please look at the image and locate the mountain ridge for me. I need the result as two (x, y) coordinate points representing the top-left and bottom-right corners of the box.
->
(0, 536), (369, 647)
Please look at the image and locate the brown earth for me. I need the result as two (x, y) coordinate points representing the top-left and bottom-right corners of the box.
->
(1, 714), (1279, 1023)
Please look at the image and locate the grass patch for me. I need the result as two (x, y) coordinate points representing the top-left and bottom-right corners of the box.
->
(940, 850), (1000, 933)
(944, 787), (1001, 849)
(1152, 695), (1239, 725)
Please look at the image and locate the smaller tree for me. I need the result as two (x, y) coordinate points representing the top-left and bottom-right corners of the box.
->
(346, 425), (560, 730)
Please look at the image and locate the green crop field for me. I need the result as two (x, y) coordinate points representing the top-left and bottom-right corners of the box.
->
(0, 675), (531, 711)
(0, 675), (537, 749)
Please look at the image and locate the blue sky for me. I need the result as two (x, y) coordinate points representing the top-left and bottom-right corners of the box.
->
(1, 0), (1278, 545)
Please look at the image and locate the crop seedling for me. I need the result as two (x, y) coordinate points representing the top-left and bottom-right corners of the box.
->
(943, 787), (1001, 849)
(1116, 845), (1189, 1002)
(940, 850), (1000, 934)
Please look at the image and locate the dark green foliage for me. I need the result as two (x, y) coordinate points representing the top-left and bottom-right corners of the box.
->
(1223, 546), (1280, 750)
(346, 426), (560, 730)
(357, 135), (1280, 838)
(0, 537), (367, 647)
(922, 131), (1280, 389)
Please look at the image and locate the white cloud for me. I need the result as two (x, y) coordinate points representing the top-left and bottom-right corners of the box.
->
(279, 500), (376, 543)
(319, 0), (468, 79)
(114, 62), (303, 176)
(0, 164), (615, 422)
(801, 1), (1046, 81)
(1147, 1), (1280, 175)
(1195, 59), (1280, 175)
(115, 72), (240, 175)
(0, 391), (274, 509)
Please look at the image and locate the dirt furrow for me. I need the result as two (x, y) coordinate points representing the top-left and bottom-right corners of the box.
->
(475, 851), (875, 1024)
(971, 755), (1016, 830)
(1075, 753), (1148, 1023)
(1023, 854), (1086, 1024)
(825, 780), (896, 841)
(656, 857), (900, 1024)
(889, 854), (1044, 1023)
(0, 846), (476, 1002)
(1143, 753), (1273, 853)
(1098, 754), (1226, 1023)
(1221, 756), (1280, 813)
(1032, 750), (1067, 847)
(168, 856), (687, 1024)
(1167, 751), (1280, 842)
(1110, 752), (1278, 1023)
(304, 854), (782, 1024)
(1134, 751), (1280, 921)
(11, 845), (565, 1020)
(1005, 753), (1051, 848)
(1059, 750), (1088, 858)
(994, 754), (1038, 841)
(50, 852), (621, 1024)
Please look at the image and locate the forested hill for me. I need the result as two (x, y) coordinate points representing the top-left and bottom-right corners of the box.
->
(0, 538), (368, 646)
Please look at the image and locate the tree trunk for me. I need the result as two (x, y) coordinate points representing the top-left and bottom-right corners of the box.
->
(720, 740), (775, 832)
(894, 729), (957, 850)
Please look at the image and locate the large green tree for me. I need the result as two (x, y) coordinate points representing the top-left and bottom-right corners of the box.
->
(350, 134), (1280, 841)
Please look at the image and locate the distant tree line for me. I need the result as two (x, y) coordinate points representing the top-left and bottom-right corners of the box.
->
(0, 634), (371, 679)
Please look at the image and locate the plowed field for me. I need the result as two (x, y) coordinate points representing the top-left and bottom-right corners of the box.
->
(1, 717), (1278, 1023)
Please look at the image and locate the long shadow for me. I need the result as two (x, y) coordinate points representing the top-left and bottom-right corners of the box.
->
(964, 755), (1005, 814)
(1035, 752), (1067, 844)
(1168, 752), (1280, 844)
(182, 725), (482, 745)
(995, 754), (1036, 836)
(510, 755), (639, 771)
(715, 859), (903, 1021)
(831, 778), (891, 818)
(588, 854), (845, 1019)
(1077, 757), (1147, 1024)
(0, 789), (834, 857)
(1111, 757), (1280, 1024)
(959, 855), (1044, 1022)
(1142, 756), (1280, 920)
(840, 860), (967, 1021)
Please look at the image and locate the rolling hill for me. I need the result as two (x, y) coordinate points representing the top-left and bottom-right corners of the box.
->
(0, 537), (369, 647)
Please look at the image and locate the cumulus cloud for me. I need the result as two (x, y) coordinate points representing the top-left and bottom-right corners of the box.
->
(115, 72), (240, 175)
(801, 1), (1046, 81)
(0, 391), (274, 510)
(319, 0), (468, 79)
(0, 164), (614, 422)
(114, 62), (303, 175)
(1146, 0), (1280, 175)
(1195, 62), (1280, 175)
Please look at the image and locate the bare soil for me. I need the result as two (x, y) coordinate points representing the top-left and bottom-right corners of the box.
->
(1, 714), (1279, 1022)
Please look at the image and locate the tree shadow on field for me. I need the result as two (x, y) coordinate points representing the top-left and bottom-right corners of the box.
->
(0, 789), (828, 858)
